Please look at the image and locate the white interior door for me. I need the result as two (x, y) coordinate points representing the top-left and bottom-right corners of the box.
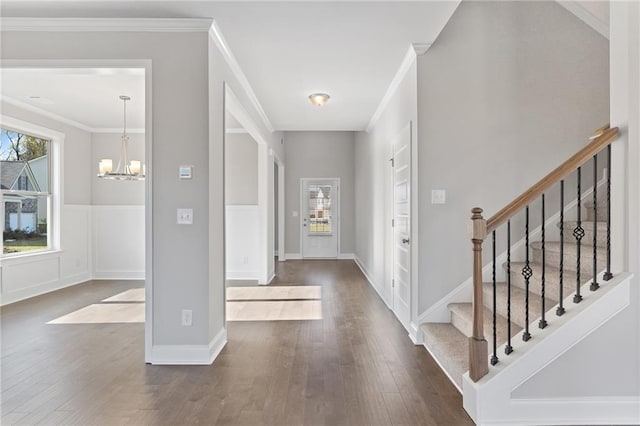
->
(393, 125), (411, 328)
(301, 178), (339, 258)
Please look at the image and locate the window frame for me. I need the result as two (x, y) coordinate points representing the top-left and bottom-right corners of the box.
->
(1, 116), (63, 258)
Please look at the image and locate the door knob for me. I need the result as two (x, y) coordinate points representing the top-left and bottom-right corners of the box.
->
(402, 238), (410, 244)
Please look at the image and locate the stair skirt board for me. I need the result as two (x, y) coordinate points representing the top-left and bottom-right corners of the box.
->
(462, 273), (632, 426)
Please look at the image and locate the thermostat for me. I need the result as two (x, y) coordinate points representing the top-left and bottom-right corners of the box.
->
(179, 165), (193, 179)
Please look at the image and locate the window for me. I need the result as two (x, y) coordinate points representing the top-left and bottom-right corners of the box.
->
(1, 128), (51, 255)
(307, 184), (332, 234)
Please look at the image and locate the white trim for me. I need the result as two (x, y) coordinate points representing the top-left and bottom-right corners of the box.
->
(366, 44), (429, 133)
(1, 17), (213, 33)
(354, 255), (391, 309)
(210, 22), (274, 133)
(337, 253), (355, 260)
(285, 253), (302, 260)
(463, 274), (633, 425)
(93, 271), (145, 280)
(225, 127), (249, 134)
(557, 1), (609, 39)
(148, 328), (227, 365)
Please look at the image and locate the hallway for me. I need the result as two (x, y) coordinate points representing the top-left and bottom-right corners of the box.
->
(1, 260), (471, 425)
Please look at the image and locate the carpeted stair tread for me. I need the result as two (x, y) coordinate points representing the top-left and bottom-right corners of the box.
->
(505, 261), (580, 302)
(531, 241), (606, 275)
(559, 220), (607, 248)
(448, 303), (522, 347)
(584, 200), (607, 221)
(483, 282), (555, 329)
(420, 323), (468, 389)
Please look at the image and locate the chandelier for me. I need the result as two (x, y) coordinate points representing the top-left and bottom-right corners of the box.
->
(97, 95), (145, 180)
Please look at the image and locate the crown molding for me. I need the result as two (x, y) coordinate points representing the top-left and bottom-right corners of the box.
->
(0, 17), (213, 32)
(557, 1), (609, 39)
(1, 95), (145, 134)
(366, 43), (430, 133)
(209, 21), (275, 134)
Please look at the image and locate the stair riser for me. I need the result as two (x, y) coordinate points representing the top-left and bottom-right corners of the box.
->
(483, 287), (545, 330)
(531, 246), (606, 276)
(507, 268), (589, 301)
(560, 224), (607, 248)
(584, 203), (608, 222)
(449, 305), (519, 348)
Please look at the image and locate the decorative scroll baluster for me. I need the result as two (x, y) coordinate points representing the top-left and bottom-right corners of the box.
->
(539, 194), (548, 329)
(574, 167), (584, 303)
(591, 155), (600, 291)
(505, 220), (513, 355)
(557, 180), (566, 316)
(604, 144), (613, 281)
(469, 208), (489, 382)
(491, 230), (498, 366)
(522, 206), (532, 342)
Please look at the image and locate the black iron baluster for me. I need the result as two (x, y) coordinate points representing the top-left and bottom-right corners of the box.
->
(505, 220), (513, 355)
(522, 206), (532, 342)
(491, 230), (498, 366)
(591, 155), (600, 291)
(604, 144), (613, 281)
(557, 180), (566, 316)
(539, 194), (548, 329)
(574, 167), (584, 303)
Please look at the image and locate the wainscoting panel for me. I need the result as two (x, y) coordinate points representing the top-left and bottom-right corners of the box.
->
(226, 205), (260, 280)
(93, 205), (145, 280)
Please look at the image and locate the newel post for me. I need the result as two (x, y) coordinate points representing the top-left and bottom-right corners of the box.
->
(469, 207), (489, 382)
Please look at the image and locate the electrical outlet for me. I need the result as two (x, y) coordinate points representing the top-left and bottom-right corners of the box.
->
(181, 309), (193, 326)
(177, 208), (193, 225)
(431, 189), (446, 204)
(242, 256), (249, 264)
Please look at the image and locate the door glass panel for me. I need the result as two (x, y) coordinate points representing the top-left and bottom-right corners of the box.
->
(308, 184), (332, 234)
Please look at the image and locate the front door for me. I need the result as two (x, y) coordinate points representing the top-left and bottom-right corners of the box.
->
(393, 124), (411, 329)
(301, 178), (339, 258)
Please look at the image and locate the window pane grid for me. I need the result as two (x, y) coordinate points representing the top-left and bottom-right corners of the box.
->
(308, 184), (332, 234)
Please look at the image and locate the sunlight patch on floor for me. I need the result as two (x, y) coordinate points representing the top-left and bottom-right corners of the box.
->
(47, 303), (145, 324)
(226, 300), (322, 321)
(102, 288), (145, 302)
(226, 285), (321, 301)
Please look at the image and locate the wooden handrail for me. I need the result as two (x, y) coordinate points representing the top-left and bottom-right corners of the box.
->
(486, 126), (619, 233)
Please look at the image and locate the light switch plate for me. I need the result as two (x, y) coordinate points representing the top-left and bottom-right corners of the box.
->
(431, 189), (446, 204)
(177, 208), (193, 224)
(292, 211), (299, 217)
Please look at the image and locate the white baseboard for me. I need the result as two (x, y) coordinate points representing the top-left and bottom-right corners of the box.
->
(354, 255), (391, 309)
(1, 271), (92, 306)
(337, 253), (355, 260)
(226, 270), (260, 281)
(92, 270), (145, 280)
(285, 253), (302, 260)
(148, 328), (227, 365)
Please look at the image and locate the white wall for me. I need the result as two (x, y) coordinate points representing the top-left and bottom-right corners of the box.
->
(1, 102), (93, 304)
(225, 132), (258, 205)
(284, 131), (355, 256)
(415, 0), (610, 315)
(225, 205), (260, 280)
(354, 59), (417, 308)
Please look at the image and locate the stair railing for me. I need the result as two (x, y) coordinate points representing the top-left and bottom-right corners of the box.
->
(468, 125), (619, 382)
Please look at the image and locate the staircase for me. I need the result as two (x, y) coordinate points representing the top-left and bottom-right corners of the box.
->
(416, 126), (635, 424)
(420, 201), (606, 390)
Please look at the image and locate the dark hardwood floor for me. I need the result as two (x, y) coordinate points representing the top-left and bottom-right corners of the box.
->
(1, 260), (472, 425)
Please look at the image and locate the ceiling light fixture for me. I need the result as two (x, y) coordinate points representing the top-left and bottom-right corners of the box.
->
(98, 95), (145, 181)
(309, 93), (330, 107)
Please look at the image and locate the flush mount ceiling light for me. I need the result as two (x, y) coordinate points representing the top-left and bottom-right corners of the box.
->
(97, 95), (145, 181)
(308, 93), (330, 107)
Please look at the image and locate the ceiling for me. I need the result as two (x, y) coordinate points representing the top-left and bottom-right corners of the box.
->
(0, 1), (460, 131)
(1, 68), (146, 130)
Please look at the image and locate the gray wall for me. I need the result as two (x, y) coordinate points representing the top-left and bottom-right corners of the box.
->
(92, 132), (145, 205)
(284, 131), (355, 255)
(224, 133), (258, 205)
(354, 60), (417, 306)
(416, 0), (610, 313)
